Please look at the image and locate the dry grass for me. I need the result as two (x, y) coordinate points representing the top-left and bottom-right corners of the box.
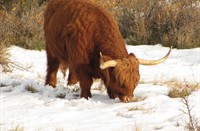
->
(0, 44), (11, 72)
(130, 97), (145, 103)
(25, 85), (39, 93)
(168, 83), (199, 98)
(165, 79), (200, 98)
(9, 125), (24, 131)
(55, 128), (64, 131)
(139, 78), (200, 98)
(0, 44), (31, 72)
(128, 106), (144, 111)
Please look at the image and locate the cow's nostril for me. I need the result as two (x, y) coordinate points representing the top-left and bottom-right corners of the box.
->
(126, 96), (133, 102)
(119, 95), (133, 103)
(123, 96), (131, 103)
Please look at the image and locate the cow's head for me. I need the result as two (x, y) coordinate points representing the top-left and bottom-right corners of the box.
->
(100, 47), (172, 102)
(100, 53), (140, 102)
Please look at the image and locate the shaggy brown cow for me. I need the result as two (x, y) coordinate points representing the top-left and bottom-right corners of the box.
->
(44, 0), (172, 102)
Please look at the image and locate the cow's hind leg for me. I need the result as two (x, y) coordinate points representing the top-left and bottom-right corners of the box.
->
(59, 63), (78, 85)
(45, 54), (60, 87)
(76, 66), (92, 99)
(67, 69), (79, 85)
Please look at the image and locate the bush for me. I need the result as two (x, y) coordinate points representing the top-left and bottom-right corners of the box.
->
(1, 0), (200, 49)
(0, 1), (45, 50)
(114, 0), (200, 48)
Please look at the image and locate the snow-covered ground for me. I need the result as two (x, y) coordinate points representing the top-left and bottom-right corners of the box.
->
(0, 45), (200, 131)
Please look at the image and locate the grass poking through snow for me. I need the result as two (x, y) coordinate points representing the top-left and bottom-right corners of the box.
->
(168, 81), (200, 98)
(140, 78), (200, 98)
(0, 44), (11, 72)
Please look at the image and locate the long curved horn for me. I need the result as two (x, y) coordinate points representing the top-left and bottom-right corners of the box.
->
(100, 60), (118, 69)
(138, 46), (172, 65)
(99, 52), (118, 69)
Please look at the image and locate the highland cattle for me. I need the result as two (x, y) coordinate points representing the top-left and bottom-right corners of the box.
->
(44, 0), (171, 102)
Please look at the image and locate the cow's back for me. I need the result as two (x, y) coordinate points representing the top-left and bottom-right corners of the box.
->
(44, 0), (115, 63)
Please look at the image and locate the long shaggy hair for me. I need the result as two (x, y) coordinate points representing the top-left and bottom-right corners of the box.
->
(44, 0), (140, 102)
(114, 53), (140, 91)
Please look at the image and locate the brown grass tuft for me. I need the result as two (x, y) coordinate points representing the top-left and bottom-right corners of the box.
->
(167, 80), (200, 98)
(0, 44), (11, 72)
(139, 78), (200, 98)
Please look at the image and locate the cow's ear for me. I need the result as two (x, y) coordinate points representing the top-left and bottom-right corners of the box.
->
(128, 53), (136, 58)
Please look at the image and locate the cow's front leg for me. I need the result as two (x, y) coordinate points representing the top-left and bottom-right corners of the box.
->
(107, 86), (118, 99)
(76, 66), (92, 99)
(67, 69), (79, 85)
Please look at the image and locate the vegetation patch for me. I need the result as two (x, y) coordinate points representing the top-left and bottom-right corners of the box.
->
(128, 106), (144, 111)
(130, 97), (145, 103)
(9, 125), (24, 131)
(111, 0), (200, 48)
(180, 97), (200, 131)
(0, 44), (11, 72)
(25, 85), (38, 93)
(140, 78), (200, 98)
(56, 93), (66, 99)
(0, 1), (45, 50)
(167, 81), (199, 98)
(1, 0), (200, 50)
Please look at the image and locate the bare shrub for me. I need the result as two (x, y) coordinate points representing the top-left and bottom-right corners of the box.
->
(95, 0), (200, 49)
(0, 1), (45, 50)
(180, 97), (200, 131)
(62, 0), (200, 49)
(1, 0), (200, 49)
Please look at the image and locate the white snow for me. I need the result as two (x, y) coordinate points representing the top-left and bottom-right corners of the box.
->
(0, 45), (200, 131)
